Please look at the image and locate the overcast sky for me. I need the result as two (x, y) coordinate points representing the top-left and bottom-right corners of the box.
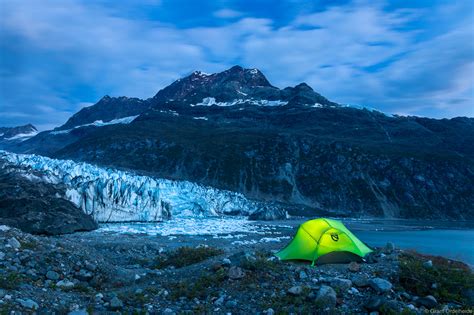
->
(1, 0), (473, 130)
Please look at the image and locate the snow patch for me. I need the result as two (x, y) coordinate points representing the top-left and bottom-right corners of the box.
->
(159, 110), (179, 116)
(193, 117), (208, 120)
(192, 97), (287, 107)
(51, 115), (138, 135)
(193, 71), (210, 76)
(342, 104), (394, 117)
(5, 131), (38, 141)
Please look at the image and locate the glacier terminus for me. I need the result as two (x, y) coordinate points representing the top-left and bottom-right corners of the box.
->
(0, 150), (262, 223)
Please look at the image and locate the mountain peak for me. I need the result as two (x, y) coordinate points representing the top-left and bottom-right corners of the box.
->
(152, 65), (276, 103)
(191, 70), (211, 77)
(99, 95), (112, 102)
(294, 82), (313, 91)
(0, 123), (38, 141)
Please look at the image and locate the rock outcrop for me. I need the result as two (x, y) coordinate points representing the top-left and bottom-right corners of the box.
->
(0, 163), (97, 235)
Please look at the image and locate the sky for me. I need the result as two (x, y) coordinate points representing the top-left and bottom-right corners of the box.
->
(0, 0), (473, 130)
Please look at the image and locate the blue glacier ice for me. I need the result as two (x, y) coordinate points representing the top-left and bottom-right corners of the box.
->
(0, 151), (258, 222)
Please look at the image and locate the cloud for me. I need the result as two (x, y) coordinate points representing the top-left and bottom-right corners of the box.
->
(0, 0), (472, 130)
(214, 9), (243, 19)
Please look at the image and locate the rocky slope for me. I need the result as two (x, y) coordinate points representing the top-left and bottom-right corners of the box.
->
(3, 66), (474, 219)
(57, 96), (147, 131)
(0, 160), (97, 235)
(0, 224), (472, 313)
(0, 124), (38, 146)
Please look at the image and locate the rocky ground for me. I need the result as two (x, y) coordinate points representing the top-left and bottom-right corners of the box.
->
(0, 224), (473, 314)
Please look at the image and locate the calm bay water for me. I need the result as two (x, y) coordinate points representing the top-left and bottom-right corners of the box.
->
(354, 229), (474, 265)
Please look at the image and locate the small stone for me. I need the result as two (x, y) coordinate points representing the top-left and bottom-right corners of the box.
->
(229, 251), (256, 266)
(76, 269), (93, 281)
(18, 298), (39, 310)
(135, 288), (143, 294)
(225, 300), (237, 308)
(415, 295), (438, 309)
(84, 262), (97, 271)
(315, 285), (337, 308)
(95, 293), (104, 302)
(330, 278), (352, 291)
(7, 238), (21, 249)
(423, 260), (433, 268)
(214, 295), (225, 305)
(264, 308), (275, 315)
(56, 279), (75, 289)
(400, 292), (411, 300)
(382, 300), (402, 313)
(365, 252), (378, 264)
(287, 285), (303, 296)
(369, 278), (392, 294)
(134, 274), (141, 280)
(384, 242), (395, 254)
(299, 270), (308, 279)
(162, 308), (174, 315)
(348, 261), (360, 272)
(222, 258), (231, 266)
(348, 287), (359, 295)
(228, 266), (245, 280)
(364, 296), (385, 311)
(352, 275), (370, 287)
(109, 296), (123, 310)
(211, 264), (223, 271)
(46, 270), (60, 281)
(68, 310), (88, 315)
(0, 252), (5, 260)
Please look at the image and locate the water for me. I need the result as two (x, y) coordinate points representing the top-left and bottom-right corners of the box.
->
(97, 217), (474, 265)
(354, 229), (474, 265)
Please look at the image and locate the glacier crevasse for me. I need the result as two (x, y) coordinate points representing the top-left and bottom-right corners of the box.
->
(0, 151), (257, 222)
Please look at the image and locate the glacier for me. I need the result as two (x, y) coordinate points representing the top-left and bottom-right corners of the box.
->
(0, 150), (259, 223)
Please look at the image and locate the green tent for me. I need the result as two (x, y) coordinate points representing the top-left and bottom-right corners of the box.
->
(275, 218), (372, 265)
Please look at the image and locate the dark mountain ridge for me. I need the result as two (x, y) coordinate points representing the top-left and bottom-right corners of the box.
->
(58, 96), (147, 131)
(2, 66), (473, 219)
(0, 124), (37, 139)
(0, 124), (38, 149)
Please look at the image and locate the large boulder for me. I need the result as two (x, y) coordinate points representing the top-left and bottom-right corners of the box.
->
(314, 285), (337, 308)
(369, 278), (393, 294)
(0, 164), (97, 235)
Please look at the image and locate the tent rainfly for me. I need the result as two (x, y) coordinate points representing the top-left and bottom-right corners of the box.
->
(275, 218), (373, 265)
